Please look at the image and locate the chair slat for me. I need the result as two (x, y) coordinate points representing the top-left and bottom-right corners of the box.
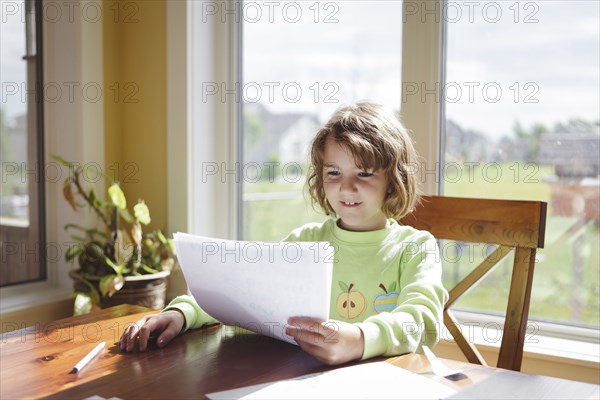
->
(401, 195), (547, 248)
(446, 245), (513, 308)
(444, 311), (488, 366)
(498, 247), (537, 371)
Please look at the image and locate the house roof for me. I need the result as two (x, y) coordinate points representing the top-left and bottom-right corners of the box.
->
(538, 133), (600, 165)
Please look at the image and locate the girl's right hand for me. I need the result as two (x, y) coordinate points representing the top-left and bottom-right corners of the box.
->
(120, 310), (185, 352)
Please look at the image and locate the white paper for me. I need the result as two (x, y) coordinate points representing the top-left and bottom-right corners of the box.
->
(206, 362), (457, 400)
(173, 233), (334, 344)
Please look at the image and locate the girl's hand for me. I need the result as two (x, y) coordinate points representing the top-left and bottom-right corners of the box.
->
(120, 310), (184, 352)
(286, 317), (364, 365)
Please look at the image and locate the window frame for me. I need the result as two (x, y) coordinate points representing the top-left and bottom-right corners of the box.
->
(167, 0), (241, 240)
(425, 0), (599, 346)
(168, 0), (598, 355)
(1, 0), (46, 287)
(0, 0), (105, 313)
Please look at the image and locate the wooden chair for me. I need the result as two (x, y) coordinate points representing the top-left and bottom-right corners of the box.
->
(400, 195), (547, 371)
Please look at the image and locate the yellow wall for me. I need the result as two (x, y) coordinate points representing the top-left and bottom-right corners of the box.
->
(103, 0), (167, 233)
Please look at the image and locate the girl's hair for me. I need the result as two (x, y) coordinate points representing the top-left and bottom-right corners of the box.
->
(307, 102), (420, 220)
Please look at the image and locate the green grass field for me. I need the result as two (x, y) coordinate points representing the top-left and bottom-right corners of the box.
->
(242, 162), (599, 327)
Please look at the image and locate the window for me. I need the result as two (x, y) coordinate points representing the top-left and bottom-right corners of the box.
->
(241, 0), (404, 241)
(441, 1), (599, 329)
(1, 0), (45, 286)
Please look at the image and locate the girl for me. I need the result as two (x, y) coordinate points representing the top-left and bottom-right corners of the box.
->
(120, 102), (448, 366)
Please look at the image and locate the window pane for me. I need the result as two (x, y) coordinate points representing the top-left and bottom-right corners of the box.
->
(242, 0), (403, 241)
(443, 1), (599, 328)
(1, 0), (45, 286)
(1, 1), (29, 224)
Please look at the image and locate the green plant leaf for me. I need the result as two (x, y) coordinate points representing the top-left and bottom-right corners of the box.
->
(134, 201), (151, 225)
(118, 207), (133, 223)
(89, 187), (105, 210)
(50, 154), (75, 168)
(99, 274), (124, 297)
(140, 263), (160, 274)
(86, 242), (104, 259)
(73, 292), (93, 315)
(64, 223), (88, 232)
(89, 186), (97, 204)
(389, 281), (397, 293)
(157, 230), (167, 245)
(65, 245), (83, 263)
(143, 237), (155, 250)
(71, 275), (101, 315)
(108, 184), (127, 209)
(167, 238), (176, 255)
(104, 257), (122, 274)
(338, 281), (348, 292)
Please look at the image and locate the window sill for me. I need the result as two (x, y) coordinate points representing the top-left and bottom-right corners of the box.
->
(0, 282), (71, 314)
(439, 323), (600, 365)
(436, 312), (600, 384)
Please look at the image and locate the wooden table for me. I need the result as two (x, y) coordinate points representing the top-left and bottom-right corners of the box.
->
(1, 305), (598, 399)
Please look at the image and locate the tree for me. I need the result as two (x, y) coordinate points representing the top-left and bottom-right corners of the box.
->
(512, 120), (550, 162)
(0, 107), (13, 164)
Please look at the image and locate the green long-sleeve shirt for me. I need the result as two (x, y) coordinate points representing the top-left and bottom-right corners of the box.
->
(165, 218), (448, 360)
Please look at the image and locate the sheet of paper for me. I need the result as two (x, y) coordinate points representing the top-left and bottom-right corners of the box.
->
(173, 233), (334, 344)
(445, 369), (600, 400)
(206, 361), (457, 400)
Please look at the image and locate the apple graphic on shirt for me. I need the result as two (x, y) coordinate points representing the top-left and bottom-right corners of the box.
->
(336, 281), (366, 319)
(373, 282), (399, 312)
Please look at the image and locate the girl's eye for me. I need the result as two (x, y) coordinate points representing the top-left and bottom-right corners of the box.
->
(358, 172), (373, 178)
(326, 170), (340, 176)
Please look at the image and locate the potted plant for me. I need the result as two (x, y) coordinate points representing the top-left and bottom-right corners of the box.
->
(54, 156), (176, 315)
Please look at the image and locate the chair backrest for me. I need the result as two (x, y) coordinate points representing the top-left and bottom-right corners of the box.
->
(400, 195), (547, 371)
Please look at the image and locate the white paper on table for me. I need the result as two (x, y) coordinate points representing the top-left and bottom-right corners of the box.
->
(206, 362), (457, 400)
(173, 233), (334, 344)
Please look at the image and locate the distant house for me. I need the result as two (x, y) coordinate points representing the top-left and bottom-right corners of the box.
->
(539, 133), (600, 178)
(243, 103), (321, 168)
(538, 132), (600, 225)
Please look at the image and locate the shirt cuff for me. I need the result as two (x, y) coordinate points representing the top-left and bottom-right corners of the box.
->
(355, 321), (388, 360)
(162, 301), (198, 333)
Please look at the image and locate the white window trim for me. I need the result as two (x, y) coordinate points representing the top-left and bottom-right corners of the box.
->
(0, 1), (105, 313)
(167, 0), (240, 241)
(400, 0), (443, 196)
(450, 310), (600, 365)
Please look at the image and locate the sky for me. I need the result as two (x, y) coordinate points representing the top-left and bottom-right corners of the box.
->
(243, 0), (600, 139)
(1, 0), (28, 125)
(1, 0), (599, 140)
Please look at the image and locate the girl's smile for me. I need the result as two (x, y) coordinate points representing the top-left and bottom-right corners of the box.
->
(339, 201), (362, 207)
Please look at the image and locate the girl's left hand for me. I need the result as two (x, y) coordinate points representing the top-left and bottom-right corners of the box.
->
(286, 317), (364, 365)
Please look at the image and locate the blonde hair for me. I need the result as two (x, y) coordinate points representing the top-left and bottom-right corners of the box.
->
(307, 102), (420, 220)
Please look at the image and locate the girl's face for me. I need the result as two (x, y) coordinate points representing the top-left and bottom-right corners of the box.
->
(322, 137), (388, 232)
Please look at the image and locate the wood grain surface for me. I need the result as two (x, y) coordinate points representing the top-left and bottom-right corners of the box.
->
(2, 305), (597, 399)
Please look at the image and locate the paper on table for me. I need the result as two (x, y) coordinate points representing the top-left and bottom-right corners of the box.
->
(173, 233), (334, 344)
(444, 369), (600, 400)
(206, 362), (457, 400)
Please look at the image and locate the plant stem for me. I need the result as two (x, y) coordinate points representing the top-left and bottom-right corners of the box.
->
(72, 170), (111, 228)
